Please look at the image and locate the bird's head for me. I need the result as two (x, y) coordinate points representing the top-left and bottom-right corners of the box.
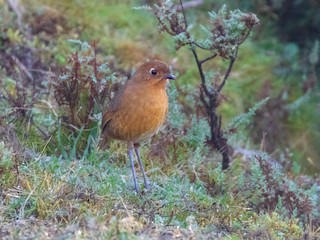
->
(130, 60), (175, 87)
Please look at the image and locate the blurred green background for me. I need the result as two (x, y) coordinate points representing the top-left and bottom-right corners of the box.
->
(1, 0), (319, 172)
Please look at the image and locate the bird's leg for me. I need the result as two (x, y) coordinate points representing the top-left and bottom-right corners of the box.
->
(134, 143), (150, 190)
(128, 143), (139, 193)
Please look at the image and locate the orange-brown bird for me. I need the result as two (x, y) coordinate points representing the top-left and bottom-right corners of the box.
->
(101, 60), (175, 192)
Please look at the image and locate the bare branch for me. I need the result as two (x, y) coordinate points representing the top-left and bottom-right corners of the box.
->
(179, 0), (188, 28)
(199, 53), (218, 65)
(217, 46), (239, 93)
(11, 55), (34, 82)
(190, 47), (213, 98)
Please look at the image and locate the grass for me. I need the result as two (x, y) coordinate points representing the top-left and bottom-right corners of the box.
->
(1, 140), (319, 239)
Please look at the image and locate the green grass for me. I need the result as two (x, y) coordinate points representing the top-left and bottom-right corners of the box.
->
(1, 143), (316, 239)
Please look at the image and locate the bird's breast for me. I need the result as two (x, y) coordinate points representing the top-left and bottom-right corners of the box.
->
(108, 86), (168, 143)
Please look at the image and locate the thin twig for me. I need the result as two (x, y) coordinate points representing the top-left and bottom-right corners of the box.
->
(157, 17), (176, 36)
(192, 41), (212, 51)
(11, 55), (34, 82)
(190, 47), (212, 97)
(239, 28), (253, 45)
(217, 46), (239, 93)
(199, 53), (218, 65)
(179, 0), (188, 28)
(31, 118), (51, 140)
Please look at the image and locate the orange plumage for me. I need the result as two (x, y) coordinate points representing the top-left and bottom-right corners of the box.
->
(101, 60), (175, 192)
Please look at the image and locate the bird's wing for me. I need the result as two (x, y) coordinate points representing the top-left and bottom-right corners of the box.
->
(99, 109), (117, 149)
(101, 85), (126, 133)
(101, 110), (115, 132)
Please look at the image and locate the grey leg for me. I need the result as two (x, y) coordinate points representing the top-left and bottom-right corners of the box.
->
(134, 145), (150, 190)
(128, 144), (139, 193)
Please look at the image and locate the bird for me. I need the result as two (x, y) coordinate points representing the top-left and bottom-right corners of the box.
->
(100, 60), (175, 192)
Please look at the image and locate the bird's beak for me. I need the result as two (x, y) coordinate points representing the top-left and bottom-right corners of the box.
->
(165, 74), (176, 80)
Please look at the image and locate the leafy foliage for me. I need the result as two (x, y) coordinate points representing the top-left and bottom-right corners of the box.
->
(0, 5), (49, 125)
(49, 40), (128, 158)
(52, 41), (121, 128)
(242, 155), (317, 223)
(139, 0), (259, 169)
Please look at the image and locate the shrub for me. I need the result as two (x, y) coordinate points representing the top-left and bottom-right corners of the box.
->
(50, 40), (127, 159)
(234, 154), (319, 226)
(137, 0), (259, 169)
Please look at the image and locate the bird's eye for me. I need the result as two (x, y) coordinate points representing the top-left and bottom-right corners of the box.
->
(150, 68), (157, 75)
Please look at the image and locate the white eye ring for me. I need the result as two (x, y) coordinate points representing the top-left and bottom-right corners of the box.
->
(150, 68), (157, 75)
